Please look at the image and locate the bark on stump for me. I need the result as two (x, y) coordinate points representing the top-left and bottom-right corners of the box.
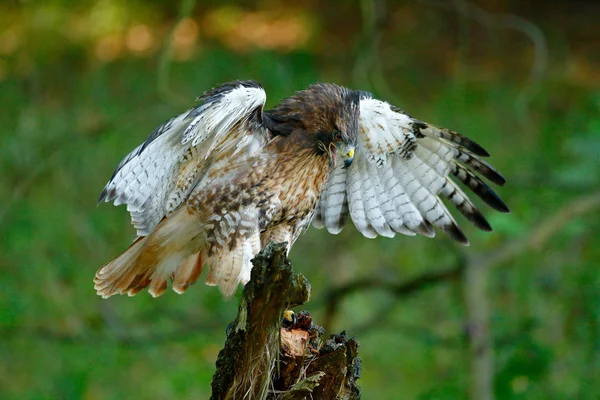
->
(210, 242), (361, 400)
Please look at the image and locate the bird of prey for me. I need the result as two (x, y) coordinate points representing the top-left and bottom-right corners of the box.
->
(95, 81), (509, 298)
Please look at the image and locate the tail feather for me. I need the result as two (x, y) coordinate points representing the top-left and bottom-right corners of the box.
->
(95, 207), (206, 298)
(96, 206), (260, 299)
(94, 237), (148, 298)
(126, 274), (151, 296)
(173, 252), (204, 294)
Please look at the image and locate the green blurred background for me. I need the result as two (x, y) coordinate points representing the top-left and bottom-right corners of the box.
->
(1, 0), (599, 398)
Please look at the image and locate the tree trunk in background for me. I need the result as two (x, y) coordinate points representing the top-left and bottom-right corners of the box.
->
(464, 261), (494, 400)
(210, 242), (362, 400)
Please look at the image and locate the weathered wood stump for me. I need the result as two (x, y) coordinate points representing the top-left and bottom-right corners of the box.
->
(210, 242), (361, 400)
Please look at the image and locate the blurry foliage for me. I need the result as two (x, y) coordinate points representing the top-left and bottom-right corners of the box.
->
(1, 0), (599, 399)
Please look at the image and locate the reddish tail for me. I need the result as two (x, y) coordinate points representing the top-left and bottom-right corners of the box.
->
(94, 208), (206, 298)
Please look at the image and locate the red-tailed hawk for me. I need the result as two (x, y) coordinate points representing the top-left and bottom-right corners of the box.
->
(95, 81), (508, 298)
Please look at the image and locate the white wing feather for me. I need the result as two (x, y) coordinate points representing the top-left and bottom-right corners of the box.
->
(319, 165), (348, 234)
(99, 81), (268, 236)
(313, 94), (508, 244)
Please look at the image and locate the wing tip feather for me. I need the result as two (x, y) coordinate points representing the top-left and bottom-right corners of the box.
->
(413, 221), (436, 238)
(326, 226), (344, 235)
(487, 192), (510, 214)
(489, 170), (507, 186)
(452, 164), (510, 214)
(466, 141), (490, 158)
(470, 211), (493, 232)
(445, 223), (470, 246)
(97, 186), (114, 205)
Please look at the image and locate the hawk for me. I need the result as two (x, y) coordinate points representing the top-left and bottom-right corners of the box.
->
(95, 81), (508, 298)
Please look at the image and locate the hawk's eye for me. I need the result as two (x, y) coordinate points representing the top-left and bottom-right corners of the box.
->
(333, 130), (342, 141)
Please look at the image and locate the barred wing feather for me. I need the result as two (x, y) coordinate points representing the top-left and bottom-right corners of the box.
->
(313, 94), (509, 245)
(98, 80), (268, 236)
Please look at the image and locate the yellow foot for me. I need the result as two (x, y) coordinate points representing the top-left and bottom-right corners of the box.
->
(282, 310), (296, 329)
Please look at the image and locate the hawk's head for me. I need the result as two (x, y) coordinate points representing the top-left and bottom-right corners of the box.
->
(264, 83), (360, 168)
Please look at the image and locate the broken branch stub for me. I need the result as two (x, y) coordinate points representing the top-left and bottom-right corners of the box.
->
(210, 242), (361, 400)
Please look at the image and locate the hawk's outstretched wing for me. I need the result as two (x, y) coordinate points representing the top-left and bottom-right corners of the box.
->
(313, 92), (509, 245)
(98, 80), (268, 236)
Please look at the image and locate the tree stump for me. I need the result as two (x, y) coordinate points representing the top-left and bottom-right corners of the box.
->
(210, 242), (361, 400)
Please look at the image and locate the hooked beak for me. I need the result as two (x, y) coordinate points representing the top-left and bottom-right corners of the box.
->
(341, 148), (355, 169)
(330, 143), (355, 169)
